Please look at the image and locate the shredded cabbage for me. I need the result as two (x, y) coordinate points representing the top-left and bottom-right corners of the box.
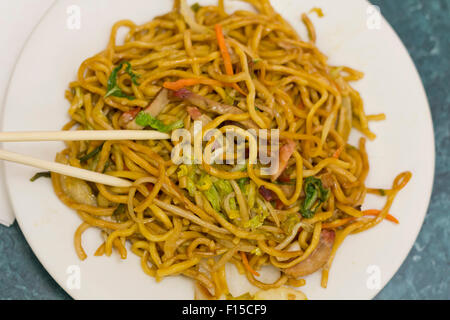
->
(195, 173), (221, 212)
(281, 213), (301, 234)
(135, 112), (184, 132)
(178, 167), (241, 217)
(245, 214), (265, 230)
(197, 173), (213, 191)
(245, 197), (269, 230)
(213, 179), (233, 194)
(202, 184), (221, 213)
(251, 247), (263, 256)
(214, 179), (238, 216)
(186, 178), (196, 197)
(178, 165), (197, 197)
(177, 164), (189, 178)
(244, 180), (256, 210)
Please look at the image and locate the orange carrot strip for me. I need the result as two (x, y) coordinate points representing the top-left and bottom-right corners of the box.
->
(231, 82), (247, 96)
(240, 251), (260, 277)
(231, 83), (247, 96)
(215, 24), (233, 75)
(214, 24), (247, 96)
(163, 78), (223, 90)
(362, 209), (399, 224)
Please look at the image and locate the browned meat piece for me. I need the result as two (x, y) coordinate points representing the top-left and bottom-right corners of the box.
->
(283, 229), (335, 278)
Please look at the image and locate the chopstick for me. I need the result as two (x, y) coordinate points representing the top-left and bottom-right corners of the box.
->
(0, 130), (170, 142)
(0, 130), (171, 187)
(0, 149), (133, 187)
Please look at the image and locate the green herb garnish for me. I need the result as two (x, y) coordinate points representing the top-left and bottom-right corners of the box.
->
(104, 61), (140, 99)
(135, 111), (184, 132)
(124, 62), (140, 85)
(79, 143), (104, 162)
(103, 160), (110, 173)
(379, 189), (386, 196)
(30, 171), (51, 182)
(300, 177), (330, 218)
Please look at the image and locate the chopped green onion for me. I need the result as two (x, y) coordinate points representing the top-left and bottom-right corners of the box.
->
(79, 143), (104, 162)
(104, 61), (140, 100)
(30, 172), (51, 182)
(135, 111), (184, 132)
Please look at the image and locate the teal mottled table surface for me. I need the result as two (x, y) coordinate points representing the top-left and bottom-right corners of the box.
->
(0, 0), (448, 300)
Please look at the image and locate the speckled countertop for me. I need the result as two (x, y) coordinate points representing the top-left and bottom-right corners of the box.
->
(0, 0), (448, 300)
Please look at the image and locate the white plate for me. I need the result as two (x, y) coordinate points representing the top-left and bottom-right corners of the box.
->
(2, 0), (434, 299)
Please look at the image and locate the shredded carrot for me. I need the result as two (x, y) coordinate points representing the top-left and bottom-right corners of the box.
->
(323, 210), (399, 229)
(240, 251), (260, 277)
(163, 78), (223, 90)
(215, 24), (233, 75)
(362, 209), (399, 224)
(332, 145), (345, 158)
(214, 24), (247, 96)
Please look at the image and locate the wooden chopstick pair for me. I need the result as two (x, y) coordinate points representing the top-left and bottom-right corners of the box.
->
(0, 130), (171, 187)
